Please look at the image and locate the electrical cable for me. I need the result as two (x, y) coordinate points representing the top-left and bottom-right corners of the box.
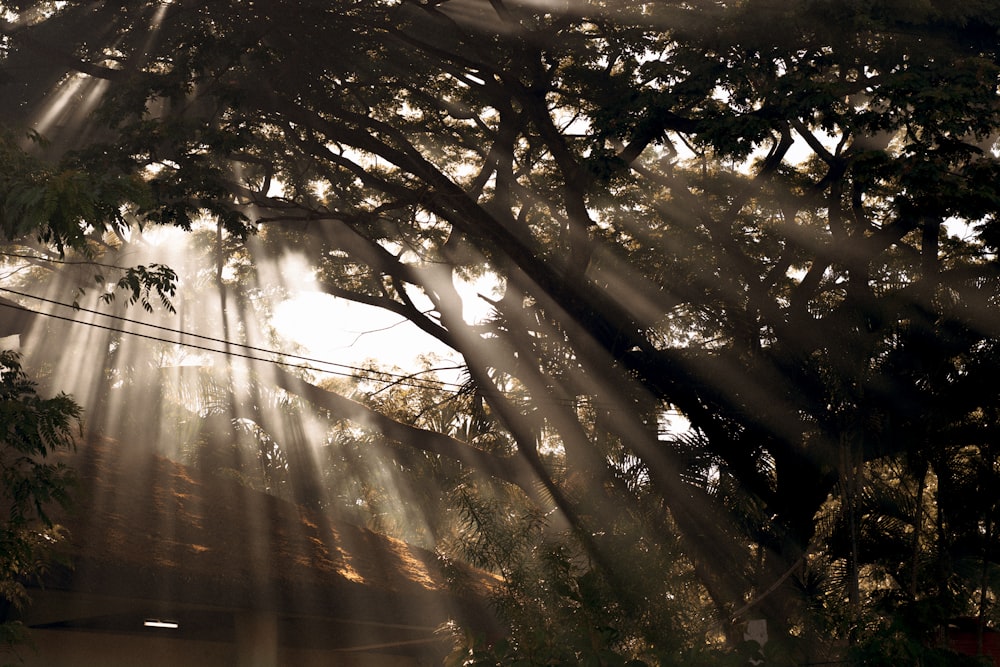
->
(0, 288), (690, 416)
(0, 288), (467, 392)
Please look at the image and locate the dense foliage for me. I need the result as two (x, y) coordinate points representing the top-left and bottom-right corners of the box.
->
(0, 351), (79, 653)
(2, 0), (1000, 663)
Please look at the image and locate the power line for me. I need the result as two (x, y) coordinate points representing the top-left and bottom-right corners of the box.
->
(0, 289), (689, 416)
(0, 287), (467, 392)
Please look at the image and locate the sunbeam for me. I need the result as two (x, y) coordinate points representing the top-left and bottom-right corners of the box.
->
(4, 218), (498, 663)
(4, 0), (1000, 664)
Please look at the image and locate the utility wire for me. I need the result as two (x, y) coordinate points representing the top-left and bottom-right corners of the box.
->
(0, 289), (691, 417)
(0, 288), (466, 391)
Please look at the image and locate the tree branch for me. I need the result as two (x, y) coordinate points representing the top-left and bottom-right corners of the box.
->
(269, 365), (537, 494)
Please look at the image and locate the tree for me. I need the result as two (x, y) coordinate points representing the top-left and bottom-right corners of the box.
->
(0, 350), (80, 653)
(2, 0), (1000, 662)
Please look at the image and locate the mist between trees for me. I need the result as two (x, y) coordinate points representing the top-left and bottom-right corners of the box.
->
(2, 1), (1000, 664)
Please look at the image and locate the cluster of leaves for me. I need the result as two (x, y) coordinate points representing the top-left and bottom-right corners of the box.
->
(96, 263), (178, 314)
(0, 128), (185, 314)
(0, 351), (80, 652)
(0, 130), (148, 254)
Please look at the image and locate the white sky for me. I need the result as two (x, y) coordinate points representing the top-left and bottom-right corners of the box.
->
(270, 271), (495, 375)
(272, 291), (452, 369)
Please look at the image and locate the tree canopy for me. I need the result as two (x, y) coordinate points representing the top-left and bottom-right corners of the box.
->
(2, 0), (1000, 663)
